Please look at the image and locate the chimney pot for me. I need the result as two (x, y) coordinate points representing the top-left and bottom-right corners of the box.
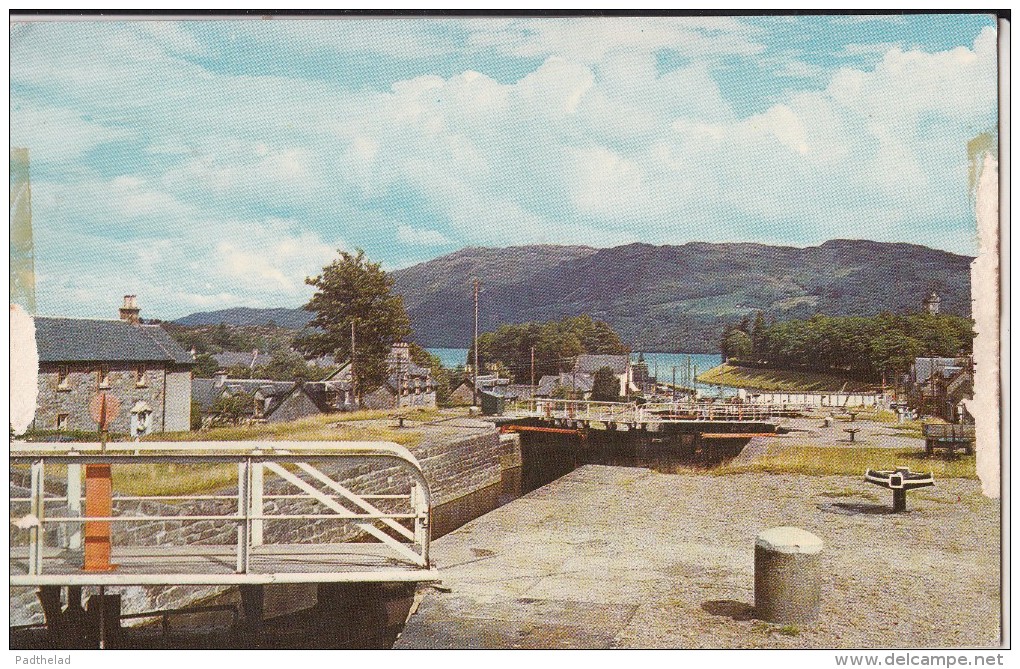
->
(119, 294), (141, 325)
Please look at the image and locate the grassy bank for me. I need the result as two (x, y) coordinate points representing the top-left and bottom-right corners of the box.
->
(714, 444), (976, 479)
(697, 363), (877, 393)
(118, 408), (447, 496)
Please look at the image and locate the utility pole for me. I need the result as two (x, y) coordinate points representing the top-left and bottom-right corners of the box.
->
(350, 321), (357, 407)
(473, 278), (480, 407)
(625, 348), (631, 402)
(531, 346), (536, 388)
(672, 366), (677, 402)
(394, 352), (402, 409)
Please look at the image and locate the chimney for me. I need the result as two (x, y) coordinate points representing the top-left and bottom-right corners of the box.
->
(119, 294), (141, 325)
(214, 369), (228, 388)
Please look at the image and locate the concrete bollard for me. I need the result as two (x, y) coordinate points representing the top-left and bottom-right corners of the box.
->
(754, 526), (823, 625)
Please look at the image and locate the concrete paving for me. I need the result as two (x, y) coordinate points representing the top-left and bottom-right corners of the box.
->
(770, 415), (925, 450)
(396, 464), (999, 649)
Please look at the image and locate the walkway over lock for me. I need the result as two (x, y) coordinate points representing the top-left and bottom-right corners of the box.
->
(502, 399), (805, 428)
(10, 441), (439, 587)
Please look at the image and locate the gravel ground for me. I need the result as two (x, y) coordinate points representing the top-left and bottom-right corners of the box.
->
(398, 465), (1001, 649)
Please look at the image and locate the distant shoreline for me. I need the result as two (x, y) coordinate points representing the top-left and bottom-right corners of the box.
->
(696, 362), (878, 393)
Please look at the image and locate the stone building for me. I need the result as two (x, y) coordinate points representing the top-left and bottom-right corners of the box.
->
(572, 353), (636, 396)
(191, 342), (433, 425)
(361, 343), (437, 410)
(33, 296), (194, 436)
(191, 372), (334, 425)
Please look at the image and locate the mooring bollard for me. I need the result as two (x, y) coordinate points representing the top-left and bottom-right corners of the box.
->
(754, 526), (823, 625)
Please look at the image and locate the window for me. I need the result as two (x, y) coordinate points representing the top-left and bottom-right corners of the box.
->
(57, 366), (70, 390)
(56, 414), (69, 431)
(98, 365), (111, 388)
(136, 365), (148, 387)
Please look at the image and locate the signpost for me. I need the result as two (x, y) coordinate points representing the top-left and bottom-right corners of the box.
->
(85, 393), (120, 572)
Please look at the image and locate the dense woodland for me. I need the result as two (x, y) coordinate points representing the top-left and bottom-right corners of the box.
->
(720, 312), (974, 382)
(468, 314), (627, 383)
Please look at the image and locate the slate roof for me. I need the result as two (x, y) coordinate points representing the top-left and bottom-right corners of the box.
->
(212, 351), (260, 368)
(536, 372), (594, 396)
(573, 354), (629, 375)
(35, 317), (194, 365)
(485, 384), (536, 401)
(192, 378), (225, 411)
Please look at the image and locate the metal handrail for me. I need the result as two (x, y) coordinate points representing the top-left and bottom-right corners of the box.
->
(10, 441), (434, 586)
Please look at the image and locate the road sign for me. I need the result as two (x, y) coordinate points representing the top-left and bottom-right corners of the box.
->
(89, 393), (120, 431)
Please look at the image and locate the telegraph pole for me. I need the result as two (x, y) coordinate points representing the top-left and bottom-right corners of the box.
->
(625, 347), (631, 402)
(531, 346), (536, 388)
(350, 321), (357, 406)
(672, 366), (677, 402)
(473, 278), (480, 407)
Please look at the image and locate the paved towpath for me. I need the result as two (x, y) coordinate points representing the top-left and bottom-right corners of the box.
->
(396, 465), (999, 649)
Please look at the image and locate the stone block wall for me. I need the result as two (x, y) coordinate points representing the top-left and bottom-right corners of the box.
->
(34, 363), (188, 434)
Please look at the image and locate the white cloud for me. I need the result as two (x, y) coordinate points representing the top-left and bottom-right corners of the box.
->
(11, 19), (997, 318)
(774, 60), (829, 79)
(397, 224), (452, 246)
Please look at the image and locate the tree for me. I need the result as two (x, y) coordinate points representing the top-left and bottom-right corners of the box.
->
(296, 250), (412, 396)
(724, 329), (753, 361)
(254, 349), (334, 382)
(590, 366), (621, 402)
(750, 311), (767, 360)
(468, 315), (626, 382)
(193, 354), (220, 378)
(190, 399), (204, 430)
(212, 391), (254, 425)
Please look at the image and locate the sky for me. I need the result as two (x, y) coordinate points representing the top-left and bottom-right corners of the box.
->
(10, 13), (999, 320)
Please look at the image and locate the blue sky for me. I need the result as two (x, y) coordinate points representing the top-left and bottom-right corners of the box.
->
(10, 14), (998, 320)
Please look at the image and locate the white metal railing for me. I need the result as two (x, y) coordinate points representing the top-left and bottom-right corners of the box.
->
(9, 441), (435, 586)
(505, 398), (815, 423)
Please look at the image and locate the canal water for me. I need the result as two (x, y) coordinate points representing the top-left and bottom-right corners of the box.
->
(12, 429), (748, 650)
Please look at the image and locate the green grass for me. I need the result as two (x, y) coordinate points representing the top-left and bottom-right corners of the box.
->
(148, 407), (444, 446)
(696, 363), (877, 393)
(121, 408), (448, 496)
(709, 445), (976, 479)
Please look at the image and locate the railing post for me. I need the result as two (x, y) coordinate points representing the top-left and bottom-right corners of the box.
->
(411, 483), (426, 557)
(29, 459), (44, 575)
(66, 463), (82, 550)
(251, 462), (263, 548)
(236, 459), (250, 574)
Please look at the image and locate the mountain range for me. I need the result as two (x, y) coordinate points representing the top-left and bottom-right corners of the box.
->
(176, 240), (973, 353)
